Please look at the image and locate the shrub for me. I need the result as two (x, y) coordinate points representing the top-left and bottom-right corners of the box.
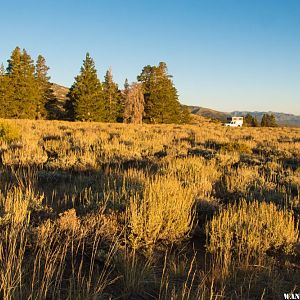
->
(164, 157), (220, 198)
(128, 176), (195, 250)
(58, 208), (80, 232)
(220, 141), (251, 154)
(0, 121), (21, 143)
(206, 200), (299, 269)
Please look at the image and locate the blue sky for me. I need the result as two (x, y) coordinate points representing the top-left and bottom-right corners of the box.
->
(1, 0), (299, 114)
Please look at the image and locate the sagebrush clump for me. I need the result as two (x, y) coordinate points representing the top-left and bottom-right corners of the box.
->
(206, 200), (299, 270)
(128, 176), (195, 250)
(0, 121), (20, 143)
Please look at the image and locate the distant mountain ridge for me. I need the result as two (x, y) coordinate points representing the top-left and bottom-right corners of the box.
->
(189, 106), (300, 126)
(230, 110), (300, 126)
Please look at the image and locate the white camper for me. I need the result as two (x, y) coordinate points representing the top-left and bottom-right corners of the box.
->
(224, 116), (243, 127)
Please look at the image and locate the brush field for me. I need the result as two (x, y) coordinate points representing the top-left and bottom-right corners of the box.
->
(0, 116), (299, 299)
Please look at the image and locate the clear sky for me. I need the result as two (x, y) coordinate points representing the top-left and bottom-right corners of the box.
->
(1, 0), (299, 114)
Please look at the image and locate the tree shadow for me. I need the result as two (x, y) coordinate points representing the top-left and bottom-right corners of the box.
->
(45, 98), (67, 120)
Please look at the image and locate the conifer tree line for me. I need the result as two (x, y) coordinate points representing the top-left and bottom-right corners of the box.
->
(244, 113), (277, 127)
(260, 113), (277, 127)
(0, 47), (190, 124)
(244, 113), (259, 127)
(0, 47), (53, 119)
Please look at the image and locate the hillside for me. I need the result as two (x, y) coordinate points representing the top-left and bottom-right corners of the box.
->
(47, 83), (70, 119)
(51, 83), (69, 101)
(189, 106), (230, 122)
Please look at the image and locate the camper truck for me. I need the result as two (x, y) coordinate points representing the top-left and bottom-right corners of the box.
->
(224, 116), (243, 127)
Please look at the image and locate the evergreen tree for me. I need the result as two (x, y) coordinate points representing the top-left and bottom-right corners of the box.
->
(7, 47), (38, 119)
(0, 63), (12, 118)
(261, 113), (277, 127)
(261, 114), (267, 127)
(244, 113), (259, 127)
(137, 62), (187, 124)
(20, 49), (39, 118)
(6, 47), (22, 118)
(251, 116), (259, 127)
(67, 53), (104, 121)
(35, 55), (54, 119)
(244, 114), (253, 126)
(124, 78), (129, 90)
(102, 68), (122, 122)
(123, 82), (144, 124)
(269, 114), (277, 127)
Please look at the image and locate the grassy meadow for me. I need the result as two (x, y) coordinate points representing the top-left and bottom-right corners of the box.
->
(0, 116), (299, 299)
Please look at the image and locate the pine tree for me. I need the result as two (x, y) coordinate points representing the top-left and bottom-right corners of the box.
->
(261, 114), (267, 127)
(67, 53), (104, 121)
(269, 114), (277, 127)
(261, 113), (277, 127)
(137, 62), (186, 124)
(124, 78), (129, 90)
(137, 65), (155, 122)
(102, 68), (122, 122)
(123, 82), (144, 124)
(35, 55), (54, 119)
(0, 63), (12, 118)
(251, 116), (259, 127)
(244, 114), (253, 126)
(20, 49), (39, 118)
(244, 114), (259, 127)
(6, 47), (22, 118)
(7, 47), (38, 119)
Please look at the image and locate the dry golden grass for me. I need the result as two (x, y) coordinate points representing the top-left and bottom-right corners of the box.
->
(0, 117), (299, 299)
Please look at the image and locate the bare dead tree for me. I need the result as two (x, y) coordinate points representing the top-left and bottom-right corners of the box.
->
(123, 83), (144, 124)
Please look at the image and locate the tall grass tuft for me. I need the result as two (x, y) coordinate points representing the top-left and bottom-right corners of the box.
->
(0, 225), (28, 300)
